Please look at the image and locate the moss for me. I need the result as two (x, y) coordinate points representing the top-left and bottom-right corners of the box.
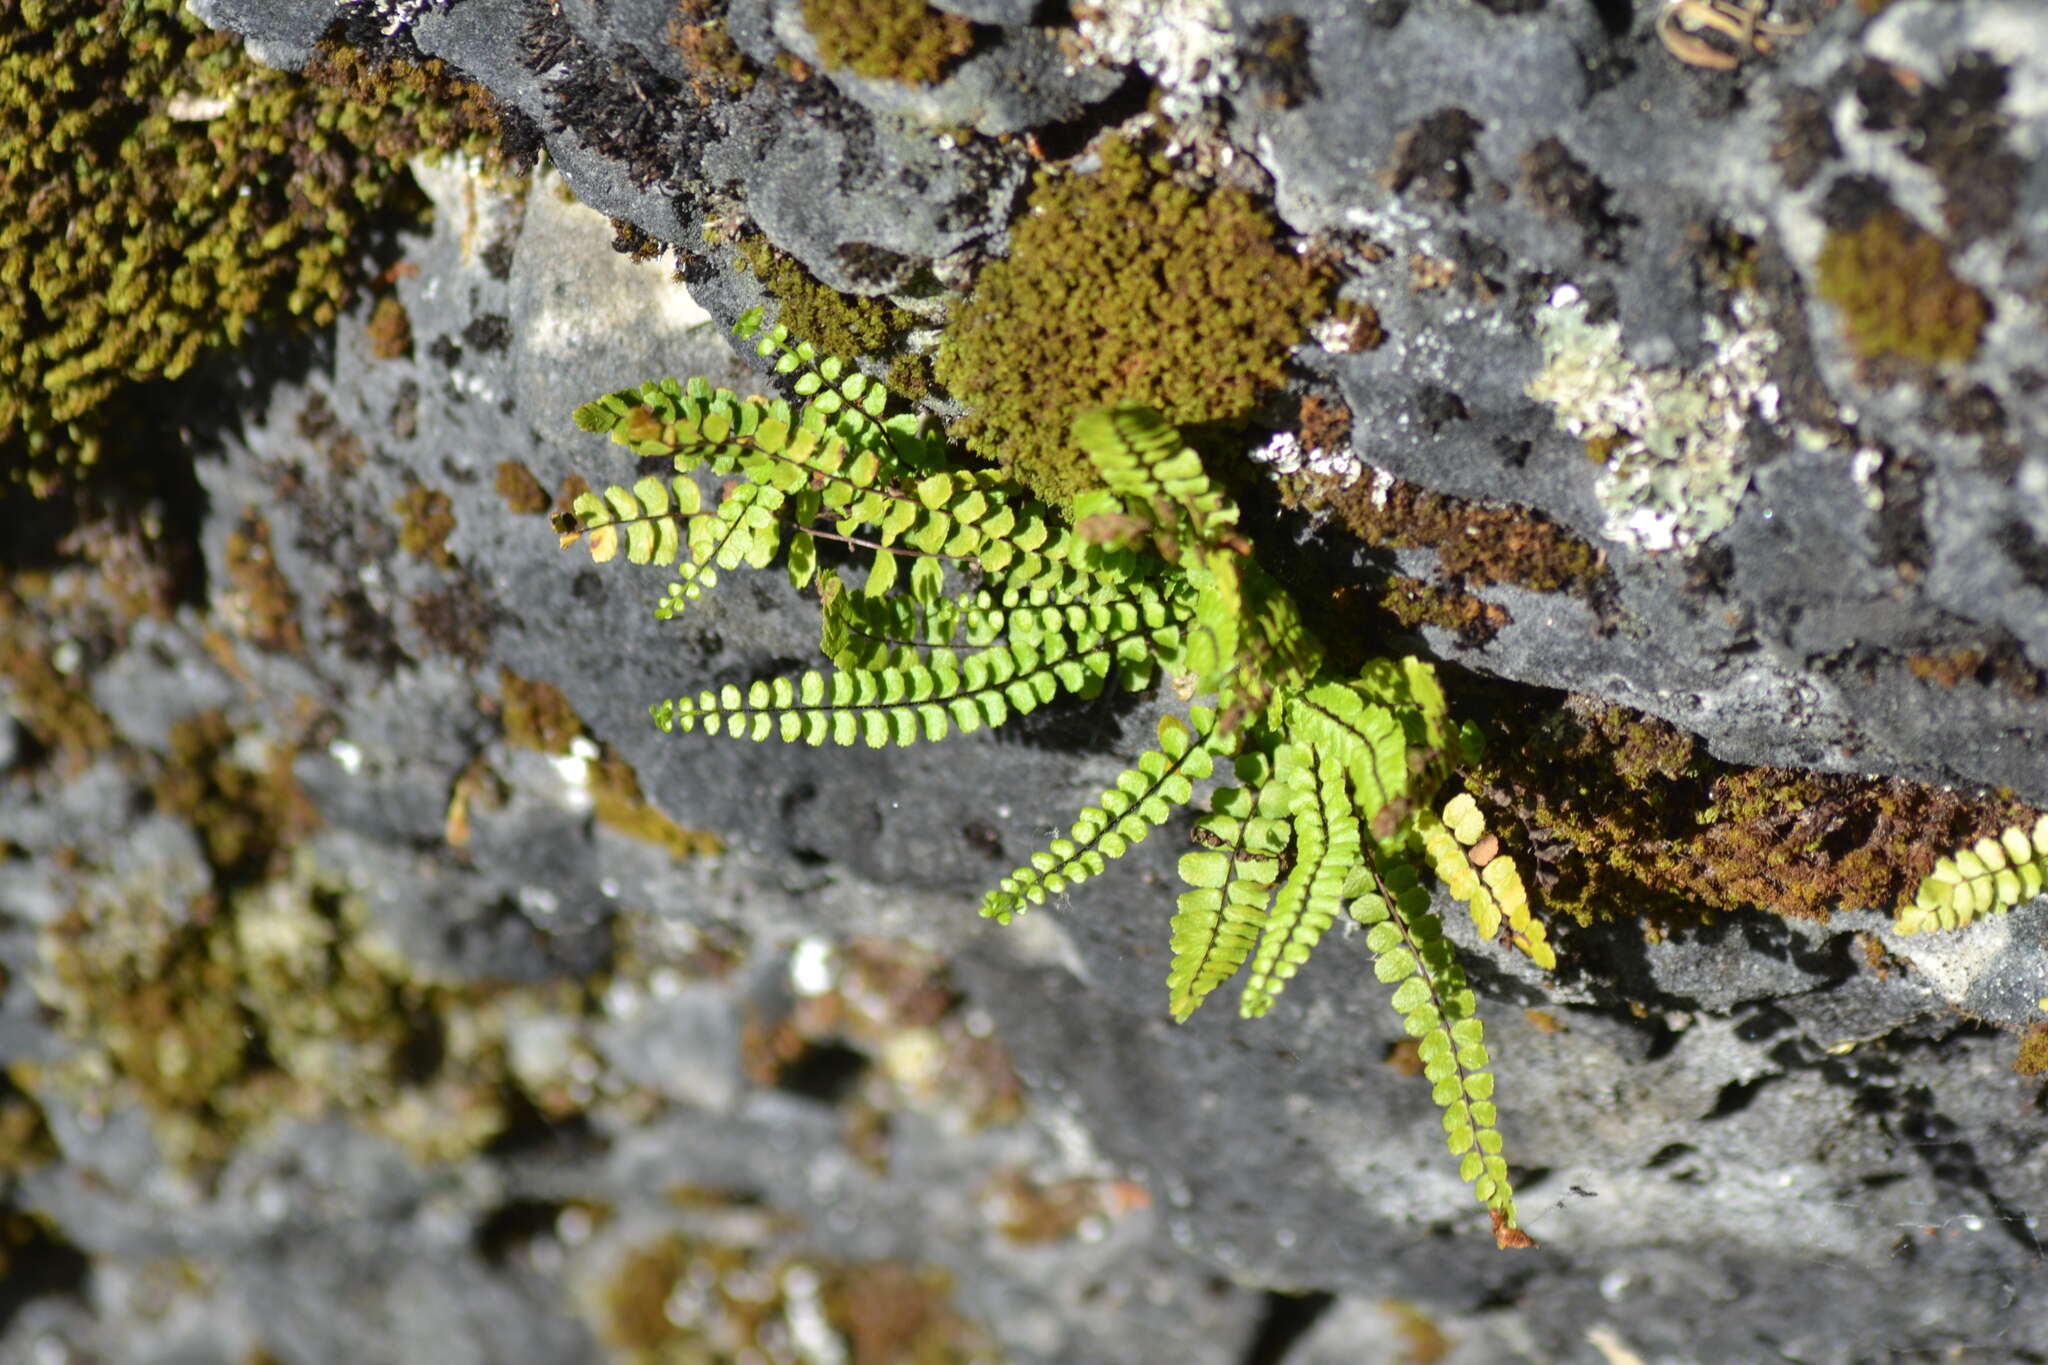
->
(733, 228), (922, 366)
(150, 709), (317, 884)
(394, 483), (457, 568)
(32, 854), (548, 1170)
(601, 1228), (997, 1365)
(0, 1069), (58, 1176)
(0, 4), (515, 493)
(494, 460), (552, 515)
(366, 294), (414, 361)
(498, 670), (720, 859)
(1292, 468), (1605, 596)
(1461, 693), (2041, 927)
(935, 135), (1333, 508)
(799, 0), (976, 86)
(1815, 209), (1986, 369)
(666, 13), (757, 99)
(0, 586), (117, 773)
(2015, 1023), (2048, 1077)
(222, 511), (304, 653)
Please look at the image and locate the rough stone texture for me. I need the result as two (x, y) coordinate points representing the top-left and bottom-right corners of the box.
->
(5, 1), (2048, 1363)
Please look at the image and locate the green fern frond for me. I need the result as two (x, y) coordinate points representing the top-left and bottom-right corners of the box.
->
(1167, 768), (1291, 1022)
(1897, 814), (2048, 934)
(1351, 857), (1518, 1229)
(1417, 794), (1555, 971)
(1070, 405), (1246, 566)
(1285, 680), (1415, 837)
(651, 643), (1084, 747)
(981, 711), (1227, 922)
(1240, 745), (1362, 1018)
(553, 475), (700, 566)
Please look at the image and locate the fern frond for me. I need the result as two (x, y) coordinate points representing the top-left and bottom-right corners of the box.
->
(981, 711), (1226, 922)
(1071, 405), (1245, 564)
(1351, 857), (1520, 1231)
(1240, 746), (1362, 1018)
(651, 644), (1076, 747)
(1168, 767), (1291, 1022)
(1286, 681), (1414, 837)
(1896, 814), (2048, 934)
(553, 475), (699, 566)
(1417, 794), (1554, 971)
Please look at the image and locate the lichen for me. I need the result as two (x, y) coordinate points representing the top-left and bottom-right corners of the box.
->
(935, 135), (1331, 508)
(1526, 285), (1779, 556)
(799, 0), (976, 87)
(0, 3), (516, 493)
(1814, 209), (1986, 369)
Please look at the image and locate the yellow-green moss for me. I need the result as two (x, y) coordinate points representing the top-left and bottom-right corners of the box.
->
(0, 3), (514, 493)
(733, 229), (923, 366)
(799, 0), (976, 86)
(395, 484), (457, 568)
(33, 855), (539, 1170)
(1815, 209), (1986, 368)
(934, 136), (1333, 508)
(2016, 1023), (2048, 1077)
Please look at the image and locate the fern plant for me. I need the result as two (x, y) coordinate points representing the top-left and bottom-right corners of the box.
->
(557, 311), (1572, 1244)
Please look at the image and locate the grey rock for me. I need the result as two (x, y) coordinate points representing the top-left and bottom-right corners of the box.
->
(13, 2), (2048, 1363)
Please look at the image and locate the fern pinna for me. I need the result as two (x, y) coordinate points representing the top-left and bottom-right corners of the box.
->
(556, 312), (1552, 1244)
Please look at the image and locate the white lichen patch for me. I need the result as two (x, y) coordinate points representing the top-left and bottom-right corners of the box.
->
(1073, 0), (1237, 122)
(1527, 286), (1780, 555)
(1248, 430), (1366, 488)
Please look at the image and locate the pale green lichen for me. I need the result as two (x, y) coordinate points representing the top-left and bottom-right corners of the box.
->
(1526, 286), (1779, 555)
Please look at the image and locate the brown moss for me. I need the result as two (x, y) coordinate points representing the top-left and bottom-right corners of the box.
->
(499, 669), (584, 754)
(1297, 393), (1353, 453)
(1815, 208), (1986, 369)
(494, 461), (552, 515)
(800, 0), (976, 86)
(365, 293), (413, 360)
(935, 134), (1333, 508)
(223, 511), (304, 653)
(394, 483), (457, 568)
(1295, 468), (1605, 596)
(1463, 692), (2043, 926)
(0, 1071), (57, 1175)
(1907, 649), (1985, 687)
(1375, 576), (1511, 645)
(410, 581), (495, 663)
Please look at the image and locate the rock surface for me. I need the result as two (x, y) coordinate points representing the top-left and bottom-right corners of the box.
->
(4, 1), (2048, 1363)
